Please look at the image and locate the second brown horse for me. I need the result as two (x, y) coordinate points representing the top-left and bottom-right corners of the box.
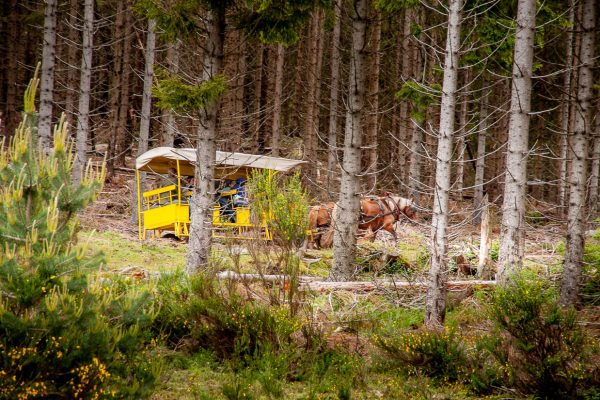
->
(306, 194), (417, 248)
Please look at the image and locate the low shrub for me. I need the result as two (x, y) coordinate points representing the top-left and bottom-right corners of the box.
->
(373, 329), (467, 381)
(482, 274), (597, 398)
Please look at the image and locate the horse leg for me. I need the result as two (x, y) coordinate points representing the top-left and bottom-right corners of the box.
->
(383, 218), (398, 243)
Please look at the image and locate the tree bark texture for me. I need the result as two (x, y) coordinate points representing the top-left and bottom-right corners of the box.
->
(132, 18), (156, 224)
(64, 0), (80, 126)
(560, 0), (595, 306)
(327, 0), (342, 193)
(425, 0), (462, 330)
(331, 0), (367, 281)
(473, 76), (489, 224)
(271, 43), (284, 156)
(398, 7), (414, 185)
(38, 0), (58, 151)
(364, 8), (381, 192)
(161, 41), (180, 147)
(186, 7), (225, 274)
(558, 1), (576, 208)
(304, 11), (324, 176)
(497, 0), (536, 283)
(73, 0), (94, 185)
(589, 104), (600, 213)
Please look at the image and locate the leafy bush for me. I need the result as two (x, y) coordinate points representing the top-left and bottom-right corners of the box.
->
(0, 77), (159, 399)
(373, 329), (467, 381)
(153, 272), (300, 359)
(482, 274), (597, 398)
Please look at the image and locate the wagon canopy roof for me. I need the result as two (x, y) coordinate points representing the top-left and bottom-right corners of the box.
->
(135, 147), (306, 175)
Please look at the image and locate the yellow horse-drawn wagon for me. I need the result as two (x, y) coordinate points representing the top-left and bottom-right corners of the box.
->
(135, 147), (305, 240)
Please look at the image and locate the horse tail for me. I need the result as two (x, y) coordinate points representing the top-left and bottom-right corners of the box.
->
(320, 203), (337, 248)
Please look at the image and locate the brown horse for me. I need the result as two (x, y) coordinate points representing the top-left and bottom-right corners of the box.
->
(359, 194), (416, 242)
(306, 202), (336, 249)
(307, 194), (417, 248)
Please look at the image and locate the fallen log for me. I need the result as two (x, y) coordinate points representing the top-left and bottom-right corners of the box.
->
(303, 280), (496, 292)
(215, 270), (496, 292)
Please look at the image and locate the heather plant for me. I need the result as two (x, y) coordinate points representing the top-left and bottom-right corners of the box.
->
(0, 76), (159, 399)
(482, 274), (598, 398)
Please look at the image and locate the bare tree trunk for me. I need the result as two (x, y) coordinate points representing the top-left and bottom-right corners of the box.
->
(64, 0), (80, 126)
(251, 43), (265, 152)
(589, 105), (600, 213)
(473, 75), (489, 223)
(558, 1), (576, 208)
(271, 43), (284, 156)
(5, 0), (19, 135)
(425, 0), (462, 330)
(331, 0), (367, 281)
(327, 0), (342, 193)
(497, 0), (536, 283)
(186, 7), (225, 274)
(455, 69), (469, 199)
(399, 7), (414, 185)
(161, 41), (179, 147)
(304, 11), (324, 175)
(478, 194), (491, 277)
(364, 8), (381, 192)
(106, 1), (125, 176)
(73, 0), (94, 185)
(560, 0), (595, 306)
(38, 0), (58, 151)
(132, 18), (156, 224)
(115, 6), (133, 166)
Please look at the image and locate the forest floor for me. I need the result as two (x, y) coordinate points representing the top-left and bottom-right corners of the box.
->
(79, 177), (600, 399)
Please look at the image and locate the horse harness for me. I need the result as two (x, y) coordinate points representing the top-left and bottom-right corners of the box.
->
(359, 196), (402, 224)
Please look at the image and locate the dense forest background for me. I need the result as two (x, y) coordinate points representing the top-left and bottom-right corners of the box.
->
(2, 0), (597, 209)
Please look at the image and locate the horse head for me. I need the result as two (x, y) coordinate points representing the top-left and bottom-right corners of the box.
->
(385, 194), (418, 221)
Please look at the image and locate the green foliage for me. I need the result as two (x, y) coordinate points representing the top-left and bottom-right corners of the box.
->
(152, 272), (301, 358)
(489, 240), (499, 262)
(482, 274), (597, 398)
(133, 0), (204, 40)
(396, 81), (440, 124)
(248, 170), (309, 249)
(374, 329), (467, 381)
(154, 73), (226, 113)
(582, 238), (600, 305)
(237, 0), (331, 45)
(0, 77), (159, 399)
(374, 0), (420, 14)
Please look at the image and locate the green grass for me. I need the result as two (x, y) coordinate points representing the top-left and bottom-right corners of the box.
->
(86, 230), (187, 272)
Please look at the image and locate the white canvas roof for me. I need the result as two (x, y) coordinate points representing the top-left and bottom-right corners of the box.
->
(135, 147), (306, 176)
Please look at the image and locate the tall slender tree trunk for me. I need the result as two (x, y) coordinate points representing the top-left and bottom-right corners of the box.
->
(497, 0), (536, 282)
(399, 7), (414, 185)
(589, 104), (600, 213)
(161, 41), (179, 147)
(186, 7), (225, 274)
(560, 0), (596, 306)
(5, 0), (19, 135)
(106, 1), (125, 176)
(73, 0), (94, 185)
(304, 11), (324, 175)
(133, 18), (156, 224)
(455, 69), (469, 199)
(38, 0), (58, 150)
(558, 1), (576, 208)
(271, 43), (284, 156)
(425, 0), (462, 330)
(473, 75), (489, 224)
(327, 0), (342, 193)
(115, 7), (133, 166)
(331, 0), (367, 281)
(64, 0), (80, 126)
(364, 9), (381, 192)
(251, 44), (265, 153)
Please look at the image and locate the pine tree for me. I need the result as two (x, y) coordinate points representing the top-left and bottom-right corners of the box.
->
(0, 73), (158, 400)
